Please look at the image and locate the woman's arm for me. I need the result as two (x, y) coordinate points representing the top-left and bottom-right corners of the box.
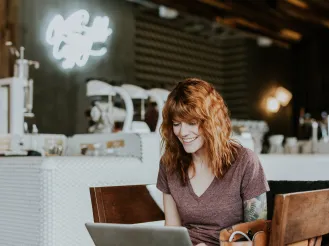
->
(163, 193), (182, 226)
(243, 192), (267, 222)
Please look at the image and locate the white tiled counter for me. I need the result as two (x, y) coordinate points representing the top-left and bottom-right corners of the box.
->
(259, 154), (329, 181)
(0, 133), (160, 246)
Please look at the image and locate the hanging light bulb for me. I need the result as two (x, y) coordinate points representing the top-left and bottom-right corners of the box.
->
(275, 86), (292, 106)
(266, 97), (280, 113)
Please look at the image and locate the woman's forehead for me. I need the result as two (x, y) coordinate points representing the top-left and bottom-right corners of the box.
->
(172, 115), (200, 123)
(168, 99), (205, 122)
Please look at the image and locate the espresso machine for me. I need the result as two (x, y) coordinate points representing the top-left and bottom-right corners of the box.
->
(86, 80), (134, 133)
(0, 41), (39, 135)
(0, 42), (41, 153)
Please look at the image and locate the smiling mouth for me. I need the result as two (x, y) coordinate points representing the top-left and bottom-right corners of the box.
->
(182, 136), (198, 144)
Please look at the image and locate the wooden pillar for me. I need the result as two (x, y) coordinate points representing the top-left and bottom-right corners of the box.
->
(0, 0), (19, 78)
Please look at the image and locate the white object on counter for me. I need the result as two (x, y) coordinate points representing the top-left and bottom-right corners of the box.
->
(0, 150), (27, 156)
(312, 121), (319, 153)
(232, 134), (254, 151)
(284, 137), (298, 154)
(0, 78), (25, 135)
(268, 135), (284, 154)
(0, 87), (8, 134)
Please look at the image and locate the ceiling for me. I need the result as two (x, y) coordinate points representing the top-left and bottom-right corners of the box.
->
(130, 0), (329, 48)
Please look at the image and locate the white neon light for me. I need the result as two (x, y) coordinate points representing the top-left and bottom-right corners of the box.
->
(46, 9), (112, 69)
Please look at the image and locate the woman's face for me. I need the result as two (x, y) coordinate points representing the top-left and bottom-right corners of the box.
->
(172, 121), (205, 154)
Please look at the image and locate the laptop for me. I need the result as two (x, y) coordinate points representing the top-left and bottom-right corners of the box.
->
(85, 223), (193, 246)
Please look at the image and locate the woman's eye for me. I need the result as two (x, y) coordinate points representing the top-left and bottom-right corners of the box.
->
(189, 122), (197, 125)
(173, 122), (180, 127)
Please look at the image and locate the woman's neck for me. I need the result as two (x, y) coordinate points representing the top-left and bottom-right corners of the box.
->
(192, 147), (208, 168)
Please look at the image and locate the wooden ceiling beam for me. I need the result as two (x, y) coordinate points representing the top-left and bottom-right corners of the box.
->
(278, 0), (329, 29)
(146, 0), (227, 19)
(199, 0), (311, 38)
(199, 0), (281, 31)
(147, 0), (329, 39)
(198, 0), (231, 11)
(214, 17), (291, 48)
(302, 0), (329, 26)
(286, 0), (308, 9)
(199, 0), (303, 42)
(216, 16), (301, 42)
(241, 0), (321, 31)
(308, 0), (329, 11)
(147, 0), (297, 45)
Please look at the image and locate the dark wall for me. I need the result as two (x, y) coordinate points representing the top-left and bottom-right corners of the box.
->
(18, 0), (135, 135)
(246, 39), (294, 137)
(246, 31), (329, 139)
(291, 30), (329, 136)
(134, 11), (249, 119)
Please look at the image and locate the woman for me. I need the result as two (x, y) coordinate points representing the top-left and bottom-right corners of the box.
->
(157, 78), (269, 246)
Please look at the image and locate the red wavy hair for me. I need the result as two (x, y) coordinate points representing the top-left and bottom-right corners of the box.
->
(160, 78), (240, 185)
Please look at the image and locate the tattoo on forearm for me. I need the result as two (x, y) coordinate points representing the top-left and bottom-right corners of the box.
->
(243, 193), (267, 222)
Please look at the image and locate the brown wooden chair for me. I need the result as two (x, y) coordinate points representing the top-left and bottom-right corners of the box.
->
(90, 185), (165, 224)
(270, 188), (329, 246)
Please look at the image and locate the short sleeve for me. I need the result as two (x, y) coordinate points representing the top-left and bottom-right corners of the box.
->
(241, 149), (270, 201)
(156, 163), (171, 194)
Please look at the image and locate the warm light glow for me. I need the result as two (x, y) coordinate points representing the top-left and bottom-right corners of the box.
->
(280, 29), (302, 41)
(322, 20), (329, 29)
(46, 9), (112, 69)
(275, 86), (292, 106)
(286, 0), (308, 9)
(267, 97), (280, 113)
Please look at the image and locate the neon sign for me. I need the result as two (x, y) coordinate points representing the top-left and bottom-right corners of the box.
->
(46, 10), (112, 69)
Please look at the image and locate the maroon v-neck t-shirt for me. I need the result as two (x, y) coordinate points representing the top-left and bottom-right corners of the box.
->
(156, 147), (270, 246)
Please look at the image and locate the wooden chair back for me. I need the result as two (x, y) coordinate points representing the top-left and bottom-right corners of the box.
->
(89, 185), (164, 224)
(270, 188), (329, 246)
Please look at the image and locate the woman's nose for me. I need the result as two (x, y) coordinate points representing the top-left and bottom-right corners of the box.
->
(179, 123), (190, 136)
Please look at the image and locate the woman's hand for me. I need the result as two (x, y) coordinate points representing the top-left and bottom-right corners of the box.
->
(195, 243), (207, 246)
